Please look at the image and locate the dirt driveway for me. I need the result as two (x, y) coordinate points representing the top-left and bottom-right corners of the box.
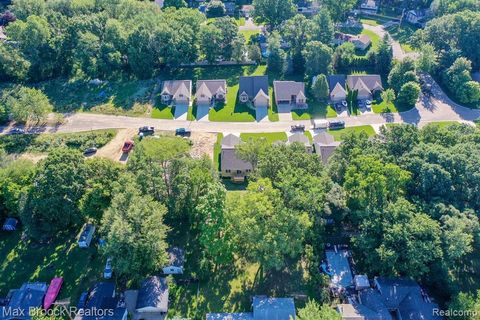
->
(189, 132), (216, 159)
(95, 128), (136, 163)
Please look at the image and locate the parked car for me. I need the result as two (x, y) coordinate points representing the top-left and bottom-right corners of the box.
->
(122, 140), (134, 153)
(9, 128), (25, 135)
(175, 128), (191, 136)
(138, 126), (154, 134)
(341, 100), (348, 107)
(83, 147), (97, 156)
(103, 258), (112, 279)
(291, 124), (305, 132)
(328, 120), (345, 130)
(313, 119), (329, 130)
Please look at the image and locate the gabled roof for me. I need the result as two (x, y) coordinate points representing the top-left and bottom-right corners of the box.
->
(136, 277), (169, 312)
(273, 81), (305, 101)
(196, 80), (227, 99)
(252, 297), (296, 320)
(239, 76), (269, 99)
(313, 132), (337, 145)
(8, 282), (48, 318)
(221, 134), (242, 149)
(331, 83), (347, 98)
(327, 75), (347, 94)
(346, 75), (383, 92)
(86, 282), (115, 310)
(353, 78), (371, 96)
(287, 133), (310, 146)
(254, 89), (269, 101)
(161, 80), (192, 99)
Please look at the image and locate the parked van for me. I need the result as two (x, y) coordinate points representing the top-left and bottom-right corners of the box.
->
(313, 119), (329, 130)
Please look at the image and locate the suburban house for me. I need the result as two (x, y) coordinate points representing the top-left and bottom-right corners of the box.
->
(313, 132), (341, 164)
(336, 277), (443, 320)
(195, 80), (227, 107)
(125, 277), (169, 320)
(273, 81), (307, 109)
(323, 247), (354, 295)
(1, 282), (48, 319)
(240, 5), (254, 17)
(296, 0), (320, 16)
(220, 134), (253, 182)
(224, 2), (236, 16)
(287, 133), (312, 153)
(346, 75), (383, 100)
(327, 75), (347, 103)
(160, 80), (192, 106)
(238, 76), (269, 109)
(162, 247), (185, 275)
(404, 9), (430, 27)
(360, 0), (378, 12)
(334, 32), (371, 51)
(76, 282), (127, 320)
(206, 296), (296, 320)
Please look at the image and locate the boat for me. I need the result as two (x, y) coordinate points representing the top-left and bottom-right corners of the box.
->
(43, 277), (63, 310)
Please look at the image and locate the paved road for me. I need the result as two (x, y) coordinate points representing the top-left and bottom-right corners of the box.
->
(362, 23), (418, 61)
(1, 75), (478, 135)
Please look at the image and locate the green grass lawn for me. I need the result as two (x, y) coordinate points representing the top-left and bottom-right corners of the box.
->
(38, 78), (155, 115)
(292, 101), (337, 120)
(328, 125), (376, 141)
(239, 29), (260, 44)
(151, 104), (174, 119)
(361, 29), (381, 51)
(236, 17), (246, 26)
(240, 132), (288, 143)
(0, 130), (116, 154)
(386, 24), (418, 53)
(213, 133), (223, 171)
(0, 232), (104, 304)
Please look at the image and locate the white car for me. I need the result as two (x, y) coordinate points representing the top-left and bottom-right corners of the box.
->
(365, 100), (372, 108)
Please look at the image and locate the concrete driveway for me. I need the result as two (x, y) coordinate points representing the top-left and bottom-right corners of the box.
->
(277, 104), (293, 121)
(255, 106), (268, 122)
(174, 104), (188, 120)
(196, 105), (210, 121)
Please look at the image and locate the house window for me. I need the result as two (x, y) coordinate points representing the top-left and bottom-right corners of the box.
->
(226, 169), (231, 173)
(201, 94), (205, 98)
(240, 95), (248, 103)
(179, 94), (183, 98)
(162, 94), (170, 100)
(237, 170), (242, 174)
(246, 169), (251, 173)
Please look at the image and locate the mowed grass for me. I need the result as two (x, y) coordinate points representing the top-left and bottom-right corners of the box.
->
(240, 29), (260, 44)
(151, 104), (174, 119)
(38, 78), (155, 116)
(328, 125), (376, 141)
(292, 101), (337, 120)
(361, 29), (380, 51)
(0, 232), (104, 304)
(240, 132), (288, 143)
(386, 23), (418, 53)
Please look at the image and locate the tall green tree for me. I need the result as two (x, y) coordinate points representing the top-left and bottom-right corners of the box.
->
(23, 149), (87, 239)
(312, 74), (329, 101)
(267, 31), (287, 74)
(312, 9), (334, 44)
(396, 81), (421, 108)
(200, 24), (223, 63)
(388, 58), (418, 93)
(375, 34), (393, 75)
(297, 300), (341, 320)
(101, 174), (169, 280)
(282, 14), (315, 72)
(417, 44), (438, 74)
(302, 41), (333, 77)
(253, 0), (295, 28)
(3, 86), (53, 123)
(227, 178), (311, 271)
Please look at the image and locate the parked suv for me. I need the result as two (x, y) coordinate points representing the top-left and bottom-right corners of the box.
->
(328, 120), (345, 130)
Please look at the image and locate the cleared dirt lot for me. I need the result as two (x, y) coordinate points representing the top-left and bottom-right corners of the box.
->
(95, 128), (136, 163)
(189, 132), (216, 160)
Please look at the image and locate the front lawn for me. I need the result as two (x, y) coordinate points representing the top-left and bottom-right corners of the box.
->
(292, 101), (337, 120)
(151, 104), (174, 119)
(328, 125), (376, 141)
(240, 132), (288, 143)
(239, 29), (260, 44)
(0, 232), (104, 304)
(386, 24), (418, 53)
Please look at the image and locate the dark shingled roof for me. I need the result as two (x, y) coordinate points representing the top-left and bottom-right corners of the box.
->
(136, 277), (168, 312)
(346, 75), (383, 91)
(327, 75), (346, 94)
(273, 81), (305, 101)
(7, 283), (48, 319)
(252, 297), (296, 320)
(239, 76), (269, 99)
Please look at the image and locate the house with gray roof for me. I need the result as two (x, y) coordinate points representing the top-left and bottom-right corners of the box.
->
(75, 282), (127, 320)
(273, 81), (307, 109)
(125, 277), (169, 320)
(336, 277), (443, 320)
(327, 75), (347, 103)
(220, 134), (253, 182)
(238, 76), (269, 109)
(195, 80), (227, 107)
(287, 133), (312, 152)
(160, 80), (192, 106)
(313, 132), (341, 164)
(346, 75), (383, 100)
(206, 296), (296, 320)
(3, 282), (48, 319)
